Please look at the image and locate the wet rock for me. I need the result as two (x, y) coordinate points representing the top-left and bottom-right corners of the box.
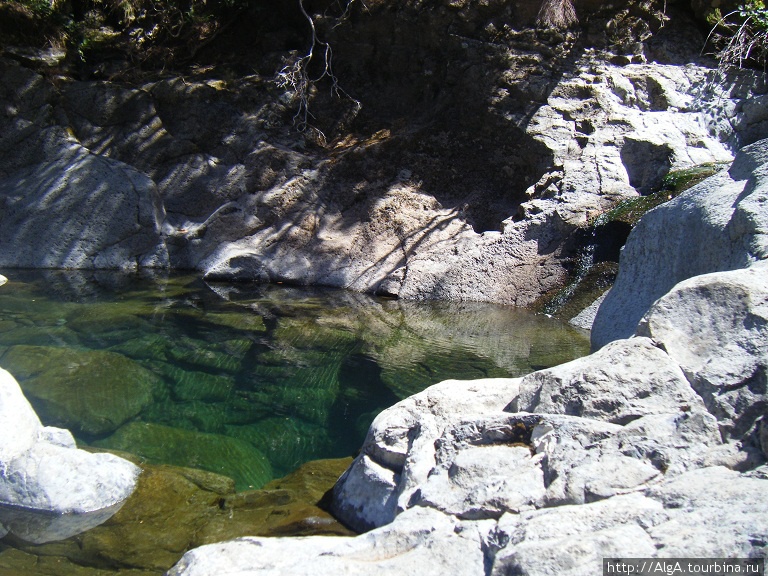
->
(4, 458), (352, 574)
(94, 422), (273, 490)
(0, 345), (162, 437)
(225, 418), (334, 477)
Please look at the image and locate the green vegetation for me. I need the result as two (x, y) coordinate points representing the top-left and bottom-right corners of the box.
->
(600, 162), (728, 227)
(707, 0), (768, 72)
(0, 0), (253, 70)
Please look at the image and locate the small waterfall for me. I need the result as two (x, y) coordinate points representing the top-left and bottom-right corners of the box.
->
(542, 212), (618, 318)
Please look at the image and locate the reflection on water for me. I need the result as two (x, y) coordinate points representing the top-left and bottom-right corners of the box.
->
(0, 502), (125, 545)
(0, 269), (589, 488)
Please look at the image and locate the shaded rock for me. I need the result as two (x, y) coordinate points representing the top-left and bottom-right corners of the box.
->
(637, 262), (768, 443)
(592, 138), (768, 348)
(508, 337), (704, 425)
(0, 501), (125, 545)
(94, 422), (273, 490)
(0, 144), (168, 270)
(0, 345), (162, 437)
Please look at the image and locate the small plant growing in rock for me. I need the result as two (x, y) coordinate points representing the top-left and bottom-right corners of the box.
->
(708, 0), (768, 71)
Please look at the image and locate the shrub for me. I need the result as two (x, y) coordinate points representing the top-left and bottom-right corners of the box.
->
(708, 0), (768, 71)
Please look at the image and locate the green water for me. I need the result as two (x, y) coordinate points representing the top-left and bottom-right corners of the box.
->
(0, 269), (590, 487)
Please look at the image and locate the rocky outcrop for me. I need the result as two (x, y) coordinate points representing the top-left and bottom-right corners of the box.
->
(167, 141), (768, 575)
(592, 138), (768, 348)
(1, 2), (766, 306)
(0, 367), (140, 541)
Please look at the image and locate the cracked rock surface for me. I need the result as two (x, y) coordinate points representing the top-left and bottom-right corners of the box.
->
(168, 140), (768, 576)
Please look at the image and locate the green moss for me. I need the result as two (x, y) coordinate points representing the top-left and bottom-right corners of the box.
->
(601, 162), (727, 227)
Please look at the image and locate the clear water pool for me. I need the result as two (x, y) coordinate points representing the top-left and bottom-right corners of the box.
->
(0, 269), (590, 489)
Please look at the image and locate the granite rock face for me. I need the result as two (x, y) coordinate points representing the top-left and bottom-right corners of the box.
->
(0, 368), (140, 526)
(1, 4), (767, 306)
(168, 140), (768, 576)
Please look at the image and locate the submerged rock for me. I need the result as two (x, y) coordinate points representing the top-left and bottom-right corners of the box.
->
(3, 458), (353, 574)
(0, 345), (162, 437)
(94, 421), (273, 490)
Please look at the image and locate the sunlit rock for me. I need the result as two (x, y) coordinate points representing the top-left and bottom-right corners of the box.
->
(592, 138), (768, 348)
(636, 262), (768, 444)
(0, 367), (139, 522)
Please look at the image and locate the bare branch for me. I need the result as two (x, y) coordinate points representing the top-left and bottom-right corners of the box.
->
(274, 0), (362, 139)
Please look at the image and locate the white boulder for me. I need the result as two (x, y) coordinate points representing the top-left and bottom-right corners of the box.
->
(592, 138), (768, 348)
(0, 367), (140, 523)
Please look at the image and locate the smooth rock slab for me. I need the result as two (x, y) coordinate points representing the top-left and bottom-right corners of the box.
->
(637, 262), (768, 442)
(331, 378), (521, 531)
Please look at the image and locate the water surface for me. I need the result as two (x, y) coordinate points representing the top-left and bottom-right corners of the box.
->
(0, 269), (590, 487)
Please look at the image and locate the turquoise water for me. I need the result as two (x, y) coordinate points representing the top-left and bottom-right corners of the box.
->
(0, 269), (590, 489)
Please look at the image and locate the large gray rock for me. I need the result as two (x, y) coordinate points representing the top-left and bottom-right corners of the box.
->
(0, 143), (168, 270)
(0, 367), (140, 519)
(509, 337), (704, 425)
(592, 138), (768, 349)
(637, 262), (768, 443)
(168, 507), (488, 576)
(330, 378), (522, 532)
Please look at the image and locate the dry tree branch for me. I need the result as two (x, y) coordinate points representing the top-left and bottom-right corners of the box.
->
(274, 0), (361, 141)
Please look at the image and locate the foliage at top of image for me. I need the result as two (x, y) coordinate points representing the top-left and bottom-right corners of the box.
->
(0, 0), (253, 71)
(707, 0), (768, 72)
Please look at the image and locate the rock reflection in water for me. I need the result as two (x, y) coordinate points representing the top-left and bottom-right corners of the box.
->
(0, 502), (125, 545)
